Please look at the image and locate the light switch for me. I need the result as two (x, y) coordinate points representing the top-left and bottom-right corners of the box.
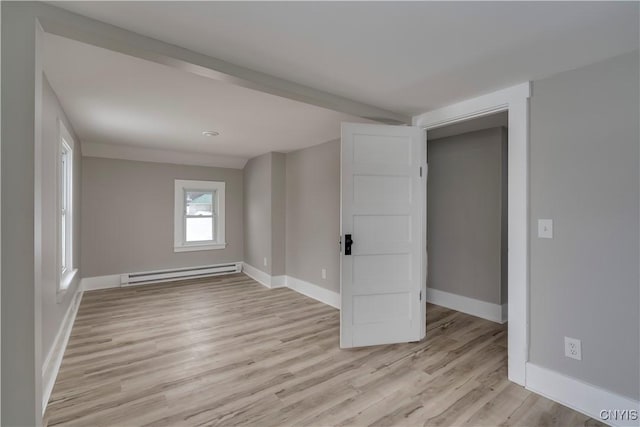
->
(538, 219), (553, 239)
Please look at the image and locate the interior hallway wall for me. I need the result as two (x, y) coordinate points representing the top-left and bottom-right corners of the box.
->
(285, 139), (340, 293)
(242, 152), (286, 276)
(271, 153), (286, 276)
(243, 153), (273, 274)
(427, 127), (507, 305)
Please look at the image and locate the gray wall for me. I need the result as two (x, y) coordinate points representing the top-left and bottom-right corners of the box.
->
(81, 157), (243, 277)
(427, 127), (507, 305)
(529, 50), (639, 400)
(243, 153), (272, 274)
(242, 152), (286, 276)
(2, 3), (43, 422)
(41, 77), (82, 360)
(285, 140), (340, 292)
(271, 153), (286, 276)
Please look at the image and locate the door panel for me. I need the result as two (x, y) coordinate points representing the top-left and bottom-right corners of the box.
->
(353, 293), (412, 324)
(353, 215), (411, 244)
(353, 135), (412, 165)
(340, 123), (426, 348)
(353, 175), (412, 205)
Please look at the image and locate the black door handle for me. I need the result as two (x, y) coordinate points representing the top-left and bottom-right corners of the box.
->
(345, 234), (353, 255)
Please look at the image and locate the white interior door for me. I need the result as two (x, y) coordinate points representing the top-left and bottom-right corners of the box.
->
(340, 122), (426, 348)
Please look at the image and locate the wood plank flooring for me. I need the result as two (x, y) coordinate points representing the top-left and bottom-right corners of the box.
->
(44, 273), (602, 426)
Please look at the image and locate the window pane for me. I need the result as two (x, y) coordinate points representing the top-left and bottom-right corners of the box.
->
(186, 191), (214, 216)
(185, 217), (213, 242)
(61, 153), (67, 207)
(61, 150), (68, 272)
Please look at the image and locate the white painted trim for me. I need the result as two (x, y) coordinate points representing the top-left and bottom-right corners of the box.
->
(42, 286), (83, 414)
(81, 274), (121, 291)
(426, 288), (506, 324)
(413, 81), (531, 386)
(174, 179), (226, 252)
(58, 268), (77, 292)
(412, 83), (530, 130)
(242, 263), (274, 288)
(286, 275), (340, 309)
(56, 268), (78, 303)
(526, 363), (640, 427)
(270, 275), (287, 289)
(240, 263), (285, 289)
(173, 243), (227, 252)
(240, 266), (339, 308)
(57, 119), (75, 294)
(82, 141), (248, 169)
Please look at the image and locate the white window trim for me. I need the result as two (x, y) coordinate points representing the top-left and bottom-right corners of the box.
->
(57, 119), (77, 299)
(174, 179), (226, 252)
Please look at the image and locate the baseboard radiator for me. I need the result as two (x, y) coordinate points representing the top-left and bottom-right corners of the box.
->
(120, 262), (242, 286)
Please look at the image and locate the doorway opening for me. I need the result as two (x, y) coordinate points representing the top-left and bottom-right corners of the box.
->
(424, 110), (509, 375)
(413, 82), (530, 385)
(426, 111), (508, 323)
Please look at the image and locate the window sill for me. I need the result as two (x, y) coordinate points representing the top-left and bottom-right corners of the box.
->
(174, 242), (227, 253)
(57, 268), (78, 303)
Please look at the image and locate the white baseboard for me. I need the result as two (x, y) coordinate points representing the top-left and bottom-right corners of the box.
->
(286, 275), (340, 309)
(426, 287), (506, 324)
(241, 265), (340, 309)
(81, 274), (121, 291)
(242, 263), (274, 288)
(42, 286), (83, 413)
(526, 363), (640, 427)
(242, 263), (287, 289)
(271, 274), (287, 288)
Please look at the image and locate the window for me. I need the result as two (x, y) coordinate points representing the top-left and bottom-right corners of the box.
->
(174, 180), (226, 252)
(59, 120), (77, 293)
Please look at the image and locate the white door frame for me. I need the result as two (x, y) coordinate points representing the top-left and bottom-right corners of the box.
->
(412, 82), (531, 386)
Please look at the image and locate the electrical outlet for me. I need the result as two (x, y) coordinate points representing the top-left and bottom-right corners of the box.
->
(564, 337), (582, 360)
(321, 268), (327, 280)
(263, 257), (268, 267)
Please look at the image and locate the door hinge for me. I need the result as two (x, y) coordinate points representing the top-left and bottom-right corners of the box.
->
(419, 290), (422, 301)
(419, 166), (422, 177)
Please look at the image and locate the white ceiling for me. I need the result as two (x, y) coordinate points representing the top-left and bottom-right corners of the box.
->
(55, 1), (639, 115)
(44, 33), (372, 164)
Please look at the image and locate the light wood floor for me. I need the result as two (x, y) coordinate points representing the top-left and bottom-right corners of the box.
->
(45, 273), (602, 427)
